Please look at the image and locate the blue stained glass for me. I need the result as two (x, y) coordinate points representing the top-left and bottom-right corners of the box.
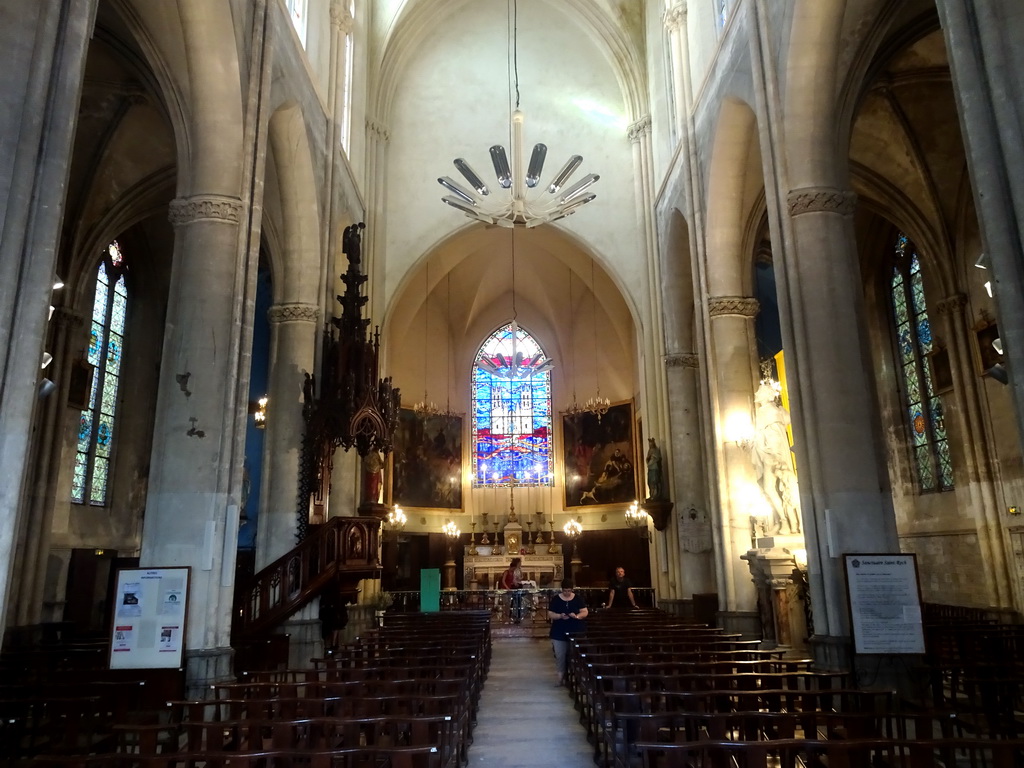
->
(79, 412), (92, 444)
(89, 323), (103, 365)
(916, 318), (932, 350)
(74, 242), (128, 506)
(891, 232), (953, 493)
(472, 323), (553, 486)
(899, 328), (914, 359)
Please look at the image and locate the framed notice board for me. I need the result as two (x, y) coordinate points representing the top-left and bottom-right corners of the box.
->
(109, 567), (190, 669)
(844, 554), (925, 655)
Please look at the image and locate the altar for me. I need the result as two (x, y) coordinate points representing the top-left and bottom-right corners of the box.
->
(463, 551), (563, 590)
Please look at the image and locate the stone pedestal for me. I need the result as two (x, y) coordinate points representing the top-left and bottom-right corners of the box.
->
(742, 547), (808, 653)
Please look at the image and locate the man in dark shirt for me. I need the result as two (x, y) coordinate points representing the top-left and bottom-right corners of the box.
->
(607, 566), (638, 609)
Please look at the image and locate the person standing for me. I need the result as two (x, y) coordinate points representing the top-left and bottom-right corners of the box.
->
(607, 566), (638, 609)
(500, 557), (525, 623)
(548, 579), (588, 685)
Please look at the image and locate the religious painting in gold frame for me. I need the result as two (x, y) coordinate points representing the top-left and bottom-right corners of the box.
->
(390, 408), (463, 510)
(562, 400), (638, 509)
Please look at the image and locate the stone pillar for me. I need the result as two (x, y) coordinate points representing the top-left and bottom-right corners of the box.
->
(665, 354), (715, 597)
(707, 296), (761, 624)
(143, 195), (247, 690)
(629, 115), (670, 450)
(0, 0), (97, 642)
(363, 118), (390, 323)
(662, 3), (688, 139)
(936, 0), (1024, 451)
(934, 293), (1012, 606)
(784, 188), (899, 669)
(10, 308), (85, 626)
(256, 302), (319, 569)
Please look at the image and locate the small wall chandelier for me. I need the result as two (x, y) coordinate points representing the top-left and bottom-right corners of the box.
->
(437, 0), (599, 229)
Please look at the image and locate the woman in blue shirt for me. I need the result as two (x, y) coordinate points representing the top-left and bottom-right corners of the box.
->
(548, 579), (588, 685)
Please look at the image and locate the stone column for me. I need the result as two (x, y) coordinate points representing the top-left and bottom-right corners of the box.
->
(143, 195), (247, 689)
(784, 188), (899, 668)
(936, 0), (1024, 450)
(662, 3), (688, 139)
(256, 302), (319, 569)
(665, 353), (715, 598)
(707, 296), (761, 628)
(10, 308), (85, 626)
(363, 118), (390, 323)
(934, 293), (1012, 606)
(0, 1), (97, 641)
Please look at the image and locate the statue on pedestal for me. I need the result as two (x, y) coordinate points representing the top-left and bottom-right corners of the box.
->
(747, 383), (801, 535)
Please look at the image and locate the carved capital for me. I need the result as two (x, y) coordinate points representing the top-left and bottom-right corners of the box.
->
(787, 187), (857, 217)
(708, 296), (759, 318)
(935, 293), (968, 316)
(665, 352), (699, 369)
(628, 115), (652, 143)
(663, 3), (687, 31)
(168, 195), (243, 227)
(366, 119), (390, 143)
(268, 303), (320, 324)
(330, 0), (354, 34)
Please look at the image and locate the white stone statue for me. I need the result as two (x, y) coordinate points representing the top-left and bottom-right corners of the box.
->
(746, 383), (801, 535)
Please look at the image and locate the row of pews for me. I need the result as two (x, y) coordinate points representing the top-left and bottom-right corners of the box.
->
(566, 609), (1024, 768)
(6, 611), (491, 768)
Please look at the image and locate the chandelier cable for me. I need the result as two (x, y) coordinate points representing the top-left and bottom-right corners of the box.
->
(569, 266), (577, 406)
(591, 257), (599, 399)
(446, 272), (452, 415)
(424, 261), (430, 405)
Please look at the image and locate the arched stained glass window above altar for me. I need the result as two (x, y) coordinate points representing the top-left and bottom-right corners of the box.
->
(472, 322), (553, 487)
(73, 241), (128, 505)
(890, 233), (953, 492)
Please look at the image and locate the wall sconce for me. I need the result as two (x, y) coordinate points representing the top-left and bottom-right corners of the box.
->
(252, 395), (268, 429)
(624, 500), (649, 539)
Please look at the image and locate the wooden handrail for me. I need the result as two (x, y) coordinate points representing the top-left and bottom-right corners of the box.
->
(232, 515), (382, 640)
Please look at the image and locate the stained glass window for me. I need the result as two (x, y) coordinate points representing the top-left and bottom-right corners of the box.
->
(717, 0), (729, 28)
(286, 0), (308, 46)
(891, 233), (953, 492)
(73, 241), (128, 505)
(472, 323), (553, 487)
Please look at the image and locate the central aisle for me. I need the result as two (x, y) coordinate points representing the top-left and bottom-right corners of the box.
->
(469, 637), (594, 767)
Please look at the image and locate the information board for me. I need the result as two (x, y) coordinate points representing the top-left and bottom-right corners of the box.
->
(844, 554), (925, 655)
(109, 567), (190, 669)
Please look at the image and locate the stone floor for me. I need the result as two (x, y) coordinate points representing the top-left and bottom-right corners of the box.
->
(468, 637), (595, 767)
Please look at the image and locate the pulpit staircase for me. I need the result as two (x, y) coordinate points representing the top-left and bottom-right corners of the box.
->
(231, 515), (381, 644)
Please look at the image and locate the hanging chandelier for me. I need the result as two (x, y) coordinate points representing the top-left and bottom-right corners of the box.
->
(438, 110), (599, 228)
(437, 0), (599, 228)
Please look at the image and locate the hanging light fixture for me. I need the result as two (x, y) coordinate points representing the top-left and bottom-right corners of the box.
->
(584, 257), (610, 419)
(413, 261), (439, 416)
(437, 0), (599, 228)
